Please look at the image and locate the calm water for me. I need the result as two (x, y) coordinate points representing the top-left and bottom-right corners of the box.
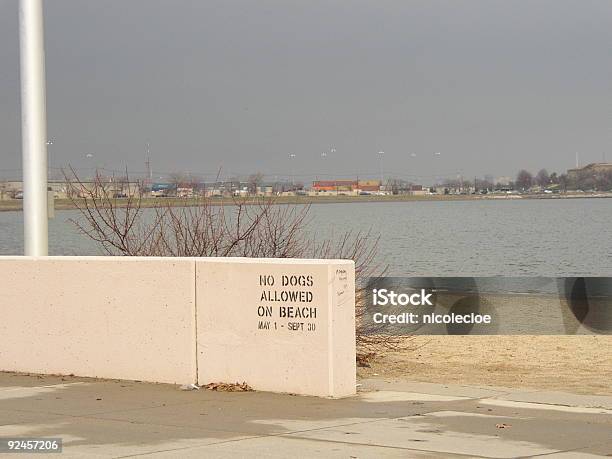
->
(1, 198), (611, 276)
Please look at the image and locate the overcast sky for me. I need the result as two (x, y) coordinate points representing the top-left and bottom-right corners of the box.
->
(1, 0), (611, 182)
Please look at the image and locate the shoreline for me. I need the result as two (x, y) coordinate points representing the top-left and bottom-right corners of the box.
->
(1, 192), (611, 212)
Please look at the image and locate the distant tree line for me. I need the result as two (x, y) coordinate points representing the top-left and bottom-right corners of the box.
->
(514, 168), (612, 192)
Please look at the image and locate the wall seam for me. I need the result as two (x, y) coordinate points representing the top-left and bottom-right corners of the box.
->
(328, 264), (335, 397)
(193, 258), (199, 385)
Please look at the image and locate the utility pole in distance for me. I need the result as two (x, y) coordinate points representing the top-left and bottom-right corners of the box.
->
(19, 0), (49, 255)
(378, 151), (384, 191)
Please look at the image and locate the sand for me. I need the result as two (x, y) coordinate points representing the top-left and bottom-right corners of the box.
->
(358, 336), (612, 395)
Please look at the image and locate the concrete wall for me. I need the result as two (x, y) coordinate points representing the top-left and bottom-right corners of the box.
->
(0, 256), (356, 397)
(196, 258), (355, 397)
(0, 257), (197, 384)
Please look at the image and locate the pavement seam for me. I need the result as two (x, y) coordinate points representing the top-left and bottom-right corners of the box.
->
(483, 397), (612, 412)
(277, 435), (488, 458)
(96, 413), (400, 437)
(517, 438), (612, 458)
(110, 421), (389, 458)
(449, 390), (612, 412)
(112, 414), (485, 459)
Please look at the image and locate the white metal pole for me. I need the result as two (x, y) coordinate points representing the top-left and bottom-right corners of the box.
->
(290, 153), (296, 187)
(19, 0), (49, 256)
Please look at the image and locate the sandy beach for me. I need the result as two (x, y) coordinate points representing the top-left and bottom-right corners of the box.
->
(358, 335), (612, 395)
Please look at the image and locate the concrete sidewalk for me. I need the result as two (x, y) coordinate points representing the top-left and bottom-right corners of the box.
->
(0, 373), (610, 458)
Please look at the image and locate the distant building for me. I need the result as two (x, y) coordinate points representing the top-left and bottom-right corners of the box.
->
(357, 180), (381, 192)
(311, 180), (381, 193)
(256, 184), (275, 196)
(312, 180), (355, 192)
(151, 183), (174, 197)
(408, 184), (427, 196)
(176, 187), (194, 198)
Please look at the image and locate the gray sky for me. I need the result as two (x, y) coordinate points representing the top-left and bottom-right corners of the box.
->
(1, 0), (611, 183)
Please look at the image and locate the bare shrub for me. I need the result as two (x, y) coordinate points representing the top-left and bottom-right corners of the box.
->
(64, 169), (398, 353)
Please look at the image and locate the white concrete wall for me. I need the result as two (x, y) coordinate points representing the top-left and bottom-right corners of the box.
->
(0, 257), (197, 384)
(328, 265), (357, 397)
(196, 258), (356, 397)
(0, 256), (356, 397)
